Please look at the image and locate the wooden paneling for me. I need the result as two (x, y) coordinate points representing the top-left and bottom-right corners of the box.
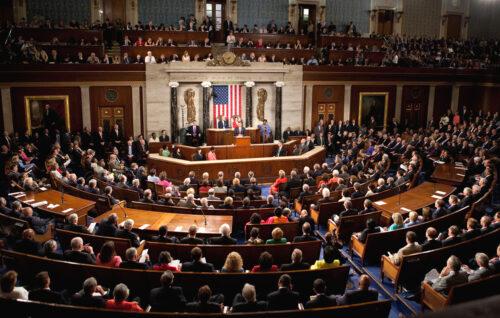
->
(124, 31), (208, 44)
(0, 0), (13, 23)
(312, 85), (344, 127)
(89, 86), (133, 139)
(433, 85), (452, 122)
(0, 89), (3, 132)
(401, 85), (429, 128)
(350, 85), (397, 127)
(10, 87), (82, 133)
(458, 85), (500, 114)
(446, 14), (462, 39)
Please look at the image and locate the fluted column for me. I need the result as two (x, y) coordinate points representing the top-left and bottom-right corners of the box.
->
(275, 81), (285, 140)
(201, 81), (212, 134)
(169, 82), (179, 142)
(244, 81), (255, 127)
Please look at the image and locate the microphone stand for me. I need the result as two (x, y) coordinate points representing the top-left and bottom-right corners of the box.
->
(117, 201), (128, 219)
(60, 182), (65, 204)
(200, 207), (208, 227)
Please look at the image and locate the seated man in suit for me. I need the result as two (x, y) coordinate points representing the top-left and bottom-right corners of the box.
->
(95, 213), (118, 237)
(273, 141), (286, 157)
(116, 219), (141, 248)
(350, 182), (365, 199)
(234, 122), (246, 137)
(119, 247), (150, 269)
(293, 222), (318, 242)
(358, 199), (377, 215)
(29, 271), (66, 304)
(432, 199), (449, 219)
(337, 274), (378, 305)
(14, 229), (42, 255)
(232, 283), (267, 313)
(20, 207), (52, 235)
(463, 252), (492, 282)
(207, 223), (237, 245)
(447, 195), (461, 213)
(104, 186), (120, 205)
(266, 274), (300, 311)
(421, 227), (442, 251)
(217, 115), (229, 129)
(186, 285), (221, 313)
(462, 218), (481, 240)
(388, 231), (422, 265)
(356, 218), (381, 244)
(338, 200), (358, 218)
(63, 213), (90, 234)
(63, 237), (96, 264)
(180, 225), (204, 245)
(149, 270), (186, 312)
(280, 248), (310, 271)
(86, 179), (100, 195)
(305, 278), (337, 309)
(71, 277), (106, 308)
(140, 189), (156, 203)
(181, 247), (215, 272)
(192, 147), (205, 161)
(429, 255), (468, 294)
(441, 225), (463, 247)
(150, 225), (180, 243)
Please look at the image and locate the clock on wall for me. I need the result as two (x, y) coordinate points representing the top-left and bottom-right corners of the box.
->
(105, 89), (118, 103)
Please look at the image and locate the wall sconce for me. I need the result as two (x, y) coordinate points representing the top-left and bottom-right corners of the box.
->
(395, 11), (403, 22)
(441, 15), (448, 25)
(464, 16), (470, 27)
(231, 0), (237, 14)
(197, 0), (204, 12)
(320, 5), (326, 17)
(369, 10), (377, 20)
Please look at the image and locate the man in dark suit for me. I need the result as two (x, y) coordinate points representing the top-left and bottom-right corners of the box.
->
(462, 218), (481, 240)
(357, 218), (381, 243)
(95, 213), (118, 237)
(151, 225), (180, 243)
(20, 207), (52, 235)
(338, 200), (358, 217)
(182, 247), (214, 272)
(119, 247), (150, 269)
(63, 237), (96, 264)
(305, 279), (336, 309)
(71, 277), (106, 308)
(279, 248), (310, 271)
(92, 126), (106, 158)
(180, 225), (204, 245)
(159, 130), (170, 142)
(185, 285), (221, 313)
(232, 283), (267, 312)
(273, 141), (286, 157)
(223, 19), (234, 39)
(337, 274), (378, 305)
(14, 229), (41, 255)
(217, 116), (229, 129)
(421, 227), (442, 251)
(186, 121), (202, 146)
(29, 271), (66, 304)
(42, 104), (61, 130)
(350, 182), (365, 199)
(266, 274), (300, 310)
(297, 209), (316, 231)
(293, 222), (318, 242)
(63, 213), (90, 234)
(432, 199), (449, 219)
(441, 225), (463, 247)
(234, 122), (246, 136)
(108, 124), (123, 149)
(149, 270), (186, 312)
(207, 223), (237, 245)
(192, 147), (205, 161)
(116, 219), (141, 247)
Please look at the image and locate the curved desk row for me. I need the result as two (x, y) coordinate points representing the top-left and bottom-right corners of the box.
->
(147, 146), (326, 183)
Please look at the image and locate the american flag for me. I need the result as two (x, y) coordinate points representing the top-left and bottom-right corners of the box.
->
(212, 84), (242, 127)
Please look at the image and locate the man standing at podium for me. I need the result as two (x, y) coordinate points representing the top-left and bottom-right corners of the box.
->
(186, 121), (202, 146)
(217, 116), (229, 129)
(258, 119), (272, 143)
(234, 122), (246, 136)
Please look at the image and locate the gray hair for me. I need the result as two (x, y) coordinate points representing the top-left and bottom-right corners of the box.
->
(70, 237), (83, 250)
(124, 219), (134, 230)
(83, 277), (98, 295)
(241, 283), (256, 303)
(125, 247), (137, 261)
(113, 283), (130, 302)
(475, 252), (489, 267)
(220, 223), (231, 236)
(68, 213), (78, 224)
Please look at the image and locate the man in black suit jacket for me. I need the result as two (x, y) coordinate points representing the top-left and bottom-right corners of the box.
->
(421, 227), (442, 251)
(186, 285), (221, 313)
(338, 200), (358, 218)
(267, 274), (300, 311)
(273, 141), (287, 157)
(357, 219), (381, 243)
(180, 225), (204, 245)
(293, 222), (318, 242)
(29, 271), (66, 304)
(234, 123), (246, 136)
(149, 271), (186, 312)
(71, 277), (106, 308)
(337, 274), (378, 305)
(95, 213), (118, 237)
(192, 148), (205, 161)
(63, 237), (96, 264)
(150, 225), (180, 243)
(116, 219), (141, 247)
(305, 279), (337, 309)
(185, 122), (202, 146)
(297, 209), (316, 231)
(441, 225), (463, 247)
(232, 283), (267, 313)
(92, 127), (106, 158)
(119, 247), (151, 269)
(432, 199), (449, 219)
(181, 247), (214, 272)
(108, 124), (123, 149)
(14, 229), (42, 255)
(217, 116), (229, 129)
(207, 223), (237, 245)
(279, 249), (310, 271)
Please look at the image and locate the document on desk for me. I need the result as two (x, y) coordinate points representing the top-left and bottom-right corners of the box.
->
(431, 195), (443, 199)
(175, 226), (183, 232)
(46, 204), (60, 209)
(374, 201), (387, 205)
(435, 191), (446, 195)
(139, 224), (150, 230)
(139, 249), (149, 263)
(62, 208), (74, 214)
(400, 207), (412, 212)
(23, 199), (35, 204)
(31, 201), (48, 208)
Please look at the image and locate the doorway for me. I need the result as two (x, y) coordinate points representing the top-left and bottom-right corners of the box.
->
(298, 4), (316, 37)
(98, 106), (125, 137)
(206, 0), (226, 43)
(446, 14), (462, 39)
(103, 0), (126, 23)
(377, 10), (394, 35)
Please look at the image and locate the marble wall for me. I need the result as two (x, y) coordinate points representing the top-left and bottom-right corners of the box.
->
(469, 0), (500, 39)
(145, 63), (303, 139)
(402, 0), (441, 37)
(325, 0), (371, 34)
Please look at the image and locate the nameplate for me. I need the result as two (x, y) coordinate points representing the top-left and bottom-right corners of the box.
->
(46, 204), (60, 209)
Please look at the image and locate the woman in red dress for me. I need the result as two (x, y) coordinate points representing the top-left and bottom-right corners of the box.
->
(270, 170), (288, 194)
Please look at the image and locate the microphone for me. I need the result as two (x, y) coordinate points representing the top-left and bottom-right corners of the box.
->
(199, 207), (208, 226)
(117, 201), (128, 219)
(59, 182), (65, 204)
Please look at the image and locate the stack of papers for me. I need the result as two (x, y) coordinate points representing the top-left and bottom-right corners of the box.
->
(435, 190), (446, 195)
(400, 207), (412, 212)
(31, 201), (48, 208)
(62, 208), (74, 214)
(46, 204), (60, 209)
(23, 199), (35, 204)
(431, 195), (443, 199)
(139, 249), (149, 263)
(375, 201), (387, 205)
(139, 224), (150, 230)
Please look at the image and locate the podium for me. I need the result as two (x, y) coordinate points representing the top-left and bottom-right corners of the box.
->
(207, 129), (233, 145)
(232, 136), (251, 158)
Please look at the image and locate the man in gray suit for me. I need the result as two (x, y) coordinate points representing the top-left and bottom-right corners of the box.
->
(389, 231), (422, 265)
(466, 253), (492, 282)
(432, 255), (468, 293)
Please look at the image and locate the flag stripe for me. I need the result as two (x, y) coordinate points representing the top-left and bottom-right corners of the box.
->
(213, 84), (242, 127)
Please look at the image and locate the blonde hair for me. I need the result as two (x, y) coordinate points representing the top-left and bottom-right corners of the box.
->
(278, 170), (285, 178)
(272, 227), (284, 240)
(223, 251), (243, 272)
(186, 188), (196, 195)
(392, 213), (403, 226)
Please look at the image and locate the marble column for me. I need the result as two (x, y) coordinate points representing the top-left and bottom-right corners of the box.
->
(244, 82), (255, 127)
(451, 85), (460, 113)
(202, 86), (210, 132)
(395, 84), (403, 122)
(1, 88), (13, 133)
(169, 82), (179, 142)
(427, 85), (436, 124)
(80, 86), (91, 129)
(343, 84), (352, 121)
(275, 82), (284, 140)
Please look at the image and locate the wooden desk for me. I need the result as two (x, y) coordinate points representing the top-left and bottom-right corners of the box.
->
(13, 28), (103, 44)
(120, 46), (211, 60)
(234, 33), (311, 46)
(18, 190), (96, 225)
(431, 163), (466, 186)
(206, 129), (234, 145)
(148, 146), (326, 183)
(124, 30), (208, 44)
(373, 182), (455, 224)
(232, 48), (317, 62)
(97, 206), (232, 238)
